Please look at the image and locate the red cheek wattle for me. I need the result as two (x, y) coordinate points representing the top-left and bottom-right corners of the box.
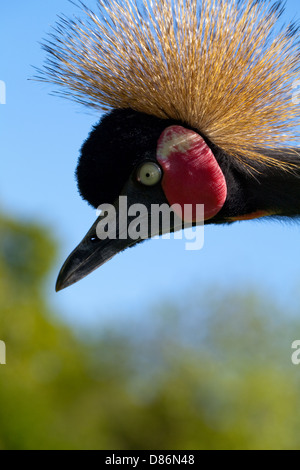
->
(156, 126), (227, 222)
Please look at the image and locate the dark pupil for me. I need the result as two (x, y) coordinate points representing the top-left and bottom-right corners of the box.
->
(146, 173), (151, 178)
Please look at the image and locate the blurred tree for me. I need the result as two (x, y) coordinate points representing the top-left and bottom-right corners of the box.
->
(0, 212), (300, 449)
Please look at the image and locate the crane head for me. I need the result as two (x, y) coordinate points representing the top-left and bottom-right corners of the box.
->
(36, 0), (300, 290)
(56, 109), (229, 290)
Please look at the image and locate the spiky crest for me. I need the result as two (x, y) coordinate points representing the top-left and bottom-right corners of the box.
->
(37, 0), (300, 169)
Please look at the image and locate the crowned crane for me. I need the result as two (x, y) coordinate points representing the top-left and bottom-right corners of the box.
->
(37, 0), (300, 291)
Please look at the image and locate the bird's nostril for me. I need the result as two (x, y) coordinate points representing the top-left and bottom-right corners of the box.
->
(90, 236), (99, 244)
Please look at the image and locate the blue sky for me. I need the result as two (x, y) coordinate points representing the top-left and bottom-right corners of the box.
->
(1, 0), (300, 328)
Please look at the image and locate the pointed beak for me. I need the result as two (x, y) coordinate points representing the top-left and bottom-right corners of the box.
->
(55, 180), (183, 291)
(55, 211), (138, 292)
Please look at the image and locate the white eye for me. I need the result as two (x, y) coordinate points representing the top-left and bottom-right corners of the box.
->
(136, 162), (162, 186)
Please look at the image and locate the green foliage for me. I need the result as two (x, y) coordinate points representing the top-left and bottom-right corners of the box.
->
(0, 213), (300, 449)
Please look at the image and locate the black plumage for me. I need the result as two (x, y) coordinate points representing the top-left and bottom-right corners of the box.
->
(35, 0), (300, 290)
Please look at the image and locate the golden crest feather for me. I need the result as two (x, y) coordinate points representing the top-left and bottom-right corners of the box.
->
(38, 0), (300, 168)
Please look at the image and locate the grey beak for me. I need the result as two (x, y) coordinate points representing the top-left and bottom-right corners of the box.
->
(55, 212), (139, 291)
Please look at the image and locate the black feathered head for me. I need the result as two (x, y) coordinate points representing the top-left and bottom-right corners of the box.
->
(36, 0), (300, 289)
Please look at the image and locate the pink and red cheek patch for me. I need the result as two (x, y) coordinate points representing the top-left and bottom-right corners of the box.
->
(156, 126), (227, 222)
